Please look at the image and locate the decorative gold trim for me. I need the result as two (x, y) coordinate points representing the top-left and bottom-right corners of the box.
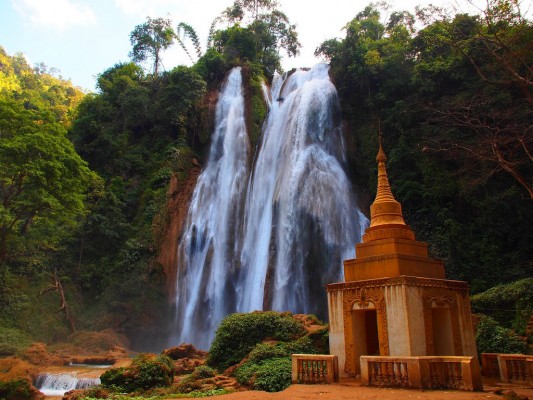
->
(326, 276), (469, 292)
(422, 290), (463, 356)
(342, 287), (389, 376)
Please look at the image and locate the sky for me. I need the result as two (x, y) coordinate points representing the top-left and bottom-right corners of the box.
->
(0, 0), (492, 92)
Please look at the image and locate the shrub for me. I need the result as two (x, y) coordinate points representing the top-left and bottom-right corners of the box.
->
(0, 327), (31, 355)
(236, 357), (292, 392)
(100, 367), (129, 391)
(472, 278), (533, 335)
(191, 365), (216, 379)
(254, 357), (292, 392)
(284, 334), (325, 355)
(0, 378), (43, 400)
(207, 311), (305, 371)
(475, 315), (526, 356)
(100, 353), (174, 392)
(235, 361), (260, 386)
(247, 343), (289, 363)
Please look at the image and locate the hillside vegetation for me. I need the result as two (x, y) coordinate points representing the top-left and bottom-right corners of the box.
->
(0, 0), (531, 354)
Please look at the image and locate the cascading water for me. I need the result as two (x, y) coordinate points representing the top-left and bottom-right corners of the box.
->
(34, 373), (100, 396)
(172, 64), (366, 349)
(173, 67), (250, 349)
(238, 64), (364, 314)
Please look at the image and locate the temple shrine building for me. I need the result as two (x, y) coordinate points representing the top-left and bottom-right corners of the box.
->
(326, 143), (479, 378)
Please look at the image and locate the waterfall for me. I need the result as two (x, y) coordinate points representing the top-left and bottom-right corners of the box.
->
(237, 64), (363, 314)
(172, 64), (366, 349)
(173, 67), (250, 350)
(34, 373), (100, 396)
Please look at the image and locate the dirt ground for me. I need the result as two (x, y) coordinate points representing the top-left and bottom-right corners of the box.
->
(216, 380), (533, 400)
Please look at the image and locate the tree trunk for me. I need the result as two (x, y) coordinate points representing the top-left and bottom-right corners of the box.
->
(41, 270), (76, 333)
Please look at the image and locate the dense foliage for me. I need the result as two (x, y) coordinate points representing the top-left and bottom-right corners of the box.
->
(0, 0), (531, 358)
(100, 354), (174, 392)
(0, 47), (99, 342)
(475, 315), (527, 356)
(472, 278), (533, 334)
(0, 378), (43, 400)
(236, 357), (292, 392)
(316, 0), (532, 293)
(234, 332), (328, 392)
(0, 327), (31, 356)
(207, 311), (306, 371)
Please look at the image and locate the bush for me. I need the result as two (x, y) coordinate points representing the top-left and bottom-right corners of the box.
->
(236, 357), (292, 392)
(254, 357), (292, 392)
(191, 365), (216, 379)
(207, 311), (305, 371)
(100, 353), (174, 392)
(0, 378), (43, 400)
(475, 315), (527, 356)
(100, 367), (129, 391)
(247, 343), (289, 363)
(0, 327), (31, 355)
(472, 278), (533, 335)
(284, 333), (328, 355)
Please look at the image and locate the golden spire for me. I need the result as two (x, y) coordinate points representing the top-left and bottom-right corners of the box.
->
(369, 140), (406, 228)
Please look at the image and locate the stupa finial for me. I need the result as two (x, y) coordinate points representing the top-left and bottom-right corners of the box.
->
(369, 134), (406, 227)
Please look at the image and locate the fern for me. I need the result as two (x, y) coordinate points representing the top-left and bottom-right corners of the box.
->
(177, 22), (203, 60)
(206, 17), (221, 50)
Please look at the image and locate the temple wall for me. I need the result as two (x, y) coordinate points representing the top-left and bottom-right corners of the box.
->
(327, 289), (347, 376)
(455, 291), (477, 357)
(406, 285), (427, 355)
(384, 285), (410, 355)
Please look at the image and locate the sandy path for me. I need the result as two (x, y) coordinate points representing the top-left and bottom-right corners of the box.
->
(45, 380), (533, 399)
(216, 381), (532, 400)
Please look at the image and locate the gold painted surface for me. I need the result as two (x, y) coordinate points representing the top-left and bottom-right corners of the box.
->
(422, 290), (463, 356)
(342, 286), (389, 376)
(344, 253), (445, 281)
(369, 144), (407, 228)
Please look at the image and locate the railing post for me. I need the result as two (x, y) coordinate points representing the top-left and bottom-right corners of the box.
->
(461, 357), (482, 391)
(291, 355), (299, 384)
(360, 356), (370, 385)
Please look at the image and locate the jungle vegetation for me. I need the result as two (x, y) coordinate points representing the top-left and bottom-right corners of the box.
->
(0, 0), (530, 355)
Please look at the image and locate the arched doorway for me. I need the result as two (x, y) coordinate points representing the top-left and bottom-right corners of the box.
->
(351, 301), (380, 374)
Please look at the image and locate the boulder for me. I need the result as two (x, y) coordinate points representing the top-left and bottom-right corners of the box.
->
(163, 343), (207, 360)
(20, 343), (65, 366)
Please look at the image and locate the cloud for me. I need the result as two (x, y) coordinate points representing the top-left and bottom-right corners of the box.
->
(114, 0), (182, 18)
(12, 0), (96, 31)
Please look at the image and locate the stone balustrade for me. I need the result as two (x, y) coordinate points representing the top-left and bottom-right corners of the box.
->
(481, 353), (500, 377)
(498, 354), (532, 384)
(360, 356), (482, 391)
(291, 354), (339, 384)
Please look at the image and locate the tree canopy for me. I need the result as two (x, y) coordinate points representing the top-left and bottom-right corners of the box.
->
(0, 47), (95, 265)
(129, 17), (175, 75)
(316, 0), (532, 292)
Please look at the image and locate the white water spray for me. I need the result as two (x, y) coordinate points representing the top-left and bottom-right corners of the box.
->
(34, 373), (100, 396)
(172, 65), (366, 349)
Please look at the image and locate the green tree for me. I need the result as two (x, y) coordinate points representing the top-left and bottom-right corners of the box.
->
(0, 97), (95, 262)
(217, 0), (300, 75)
(316, 2), (532, 292)
(129, 17), (175, 75)
(413, 7), (533, 198)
